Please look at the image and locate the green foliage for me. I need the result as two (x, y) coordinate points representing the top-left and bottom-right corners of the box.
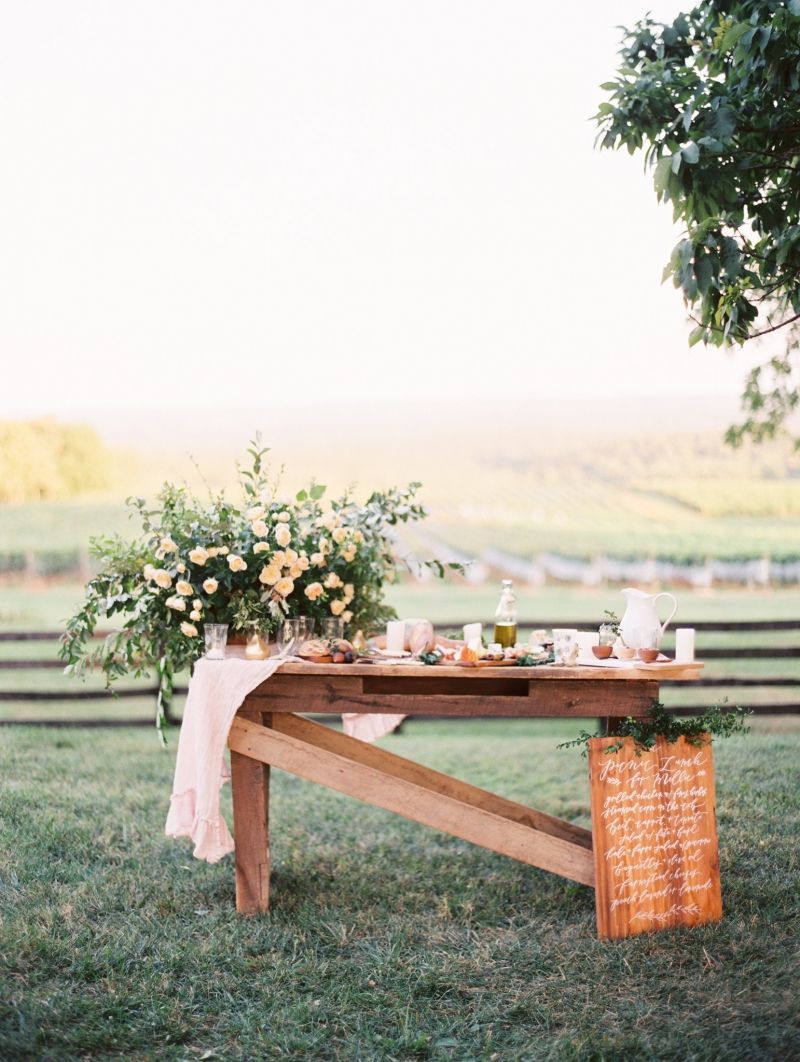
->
(60, 440), (461, 735)
(559, 699), (751, 755)
(0, 419), (113, 502)
(596, 2), (800, 444)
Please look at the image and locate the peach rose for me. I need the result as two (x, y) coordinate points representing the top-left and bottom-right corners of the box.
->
(324, 572), (343, 590)
(180, 621), (199, 637)
(165, 596), (186, 612)
(154, 569), (173, 589)
(274, 524), (291, 548)
(259, 565), (281, 586)
(176, 580), (193, 596)
(253, 542), (271, 554)
(189, 547), (209, 566)
(251, 519), (269, 538)
(227, 554), (247, 572)
(304, 582), (324, 601)
(202, 577), (219, 594)
(274, 577), (295, 597)
(330, 599), (346, 616)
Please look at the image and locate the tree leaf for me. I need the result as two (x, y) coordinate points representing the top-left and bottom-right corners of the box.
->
(682, 142), (700, 165)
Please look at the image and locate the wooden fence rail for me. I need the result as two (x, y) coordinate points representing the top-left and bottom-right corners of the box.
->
(0, 620), (798, 726)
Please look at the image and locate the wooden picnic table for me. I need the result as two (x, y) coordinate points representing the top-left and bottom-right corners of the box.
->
(226, 659), (702, 916)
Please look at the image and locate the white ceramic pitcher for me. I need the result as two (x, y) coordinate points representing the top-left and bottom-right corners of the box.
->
(619, 587), (678, 649)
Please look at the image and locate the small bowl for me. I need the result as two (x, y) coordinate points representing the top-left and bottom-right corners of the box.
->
(615, 645), (636, 661)
(592, 645), (613, 659)
(637, 648), (659, 663)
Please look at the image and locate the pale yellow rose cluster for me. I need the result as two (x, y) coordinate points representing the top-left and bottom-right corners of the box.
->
(180, 621), (199, 637)
(304, 581), (324, 601)
(259, 545), (310, 598)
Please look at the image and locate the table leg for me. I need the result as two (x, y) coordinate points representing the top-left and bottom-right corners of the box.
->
(230, 704), (271, 914)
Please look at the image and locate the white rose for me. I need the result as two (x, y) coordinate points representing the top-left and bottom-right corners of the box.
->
(143, 564), (157, 581)
(176, 580), (193, 596)
(274, 577), (295, 597)
(154, 569), (173, 589)
(228, 554), (247, 572)
(318, 536), (329, 554)
(176, 563), (186, 574)
(310, 552), (326, 567)
(259, 564), (281, 586)
(247, 505), (266, 521)
(304, 582), (324, 601)
(206, 547), (221, 558)
(165, 596), (186, 612)
(193, 598), (203, 610)
(180, 621), (199, 637)
(330, 599), (346, 616)
(274, 524), (291, 548)
(189, 609), (202, 622)
(202, 577), (219, 594)
(324, 573), (343, 590)
(332, 527), (347, 545)
(251, 519), (269, 538)
(188, 547), (209, 566)
(160, 537), (178, 553)
(218, 546), (230, 556)
(253, 542), (271, 554)
(276, 511), (290, 522)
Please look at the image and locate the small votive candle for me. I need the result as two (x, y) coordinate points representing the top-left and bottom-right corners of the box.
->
(386, 620), (406, 654)
(244, 632), (268, 660)
(675, 628), (695, 663)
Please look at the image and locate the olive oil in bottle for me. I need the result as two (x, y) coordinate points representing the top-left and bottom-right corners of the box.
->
(493, 579), (518, 648)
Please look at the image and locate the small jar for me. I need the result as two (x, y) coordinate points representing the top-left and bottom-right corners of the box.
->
(598, 622), (616, 647)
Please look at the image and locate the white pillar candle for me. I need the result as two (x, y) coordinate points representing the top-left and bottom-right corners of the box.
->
(386, 620), (406, 654)
(463, 622), (482, 645)
(675, 628), (695, 663)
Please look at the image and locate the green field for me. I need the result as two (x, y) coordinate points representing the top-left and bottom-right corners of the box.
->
(2, 720), (798, 1060)
(1, 420), (800, 569)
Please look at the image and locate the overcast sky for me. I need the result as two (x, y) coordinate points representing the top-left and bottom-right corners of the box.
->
(1, 1), (764, 421)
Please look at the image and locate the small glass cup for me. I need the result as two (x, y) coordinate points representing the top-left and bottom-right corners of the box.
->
(203, 623), (228, 660)
(279, 618), (304, 656)
(320, 617), (344, 642)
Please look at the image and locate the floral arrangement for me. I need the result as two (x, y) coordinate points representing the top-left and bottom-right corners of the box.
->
(61, 439), (460, 734)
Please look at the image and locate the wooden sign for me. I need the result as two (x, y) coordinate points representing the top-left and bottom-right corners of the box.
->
(588, 735), (722, 940)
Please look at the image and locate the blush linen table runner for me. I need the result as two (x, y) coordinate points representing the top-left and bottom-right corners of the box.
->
(165, 649), (405, 863)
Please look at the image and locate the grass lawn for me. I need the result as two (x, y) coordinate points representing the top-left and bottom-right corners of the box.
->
(1, 719), (798, 1061)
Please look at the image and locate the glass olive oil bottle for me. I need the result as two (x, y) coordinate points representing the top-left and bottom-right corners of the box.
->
(493, 579), (518, 648)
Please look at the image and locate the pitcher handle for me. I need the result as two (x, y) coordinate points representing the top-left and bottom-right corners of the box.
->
(653, 592), (678, 637)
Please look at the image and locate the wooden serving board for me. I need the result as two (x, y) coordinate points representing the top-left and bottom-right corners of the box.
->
(452, 658), (519, 669)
